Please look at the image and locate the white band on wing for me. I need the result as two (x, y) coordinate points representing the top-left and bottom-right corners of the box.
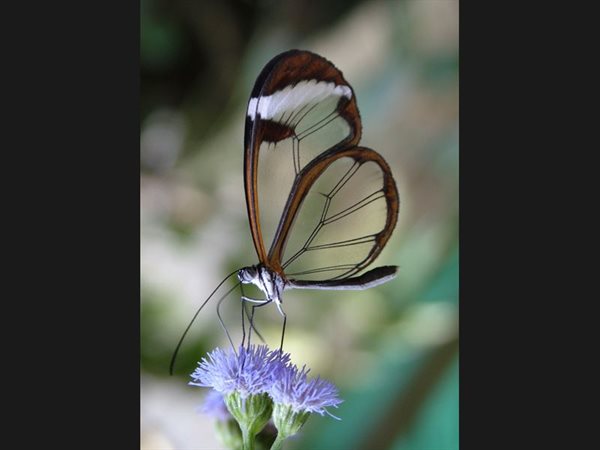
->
(247, 80), (352, 121)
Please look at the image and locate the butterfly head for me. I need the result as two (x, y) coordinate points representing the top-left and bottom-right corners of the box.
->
(237, 264), (286, 304)
(237, 266), (259, 284)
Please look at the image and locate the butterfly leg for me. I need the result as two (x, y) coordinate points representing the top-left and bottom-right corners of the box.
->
(240, 285), (247, 347)
(247, 300), (271, 347)
(274, 301), (288, 353)
(241, 285), (260, 348)
(241, 295), (270, 304)
(241, 296), (271, 348)
(244, 303), (265, 347)
(217, 288), (236, 353)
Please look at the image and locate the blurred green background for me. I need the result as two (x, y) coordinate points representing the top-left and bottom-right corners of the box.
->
(140, 0), (458, 449)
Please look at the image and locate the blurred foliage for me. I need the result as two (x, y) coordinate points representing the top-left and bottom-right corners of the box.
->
(141, 0), (458, 449)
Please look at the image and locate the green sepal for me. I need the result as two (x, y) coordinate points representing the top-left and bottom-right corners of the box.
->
(225, 392), (273, 442)
(272, 403), (310, 440)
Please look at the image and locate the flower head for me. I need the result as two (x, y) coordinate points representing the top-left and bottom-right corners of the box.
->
(189, 345), (290, 398)
(270, 365), (343, 417)
(189, 344), (343, 449)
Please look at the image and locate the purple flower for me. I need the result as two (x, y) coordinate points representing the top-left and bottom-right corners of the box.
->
(189, 345), (290, 398)
(197, 390), (231, 422)
(270, 365), (343, 417)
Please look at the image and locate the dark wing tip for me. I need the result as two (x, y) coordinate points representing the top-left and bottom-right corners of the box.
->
(371, 265), (398, 277)
(355, 265), (398, 288)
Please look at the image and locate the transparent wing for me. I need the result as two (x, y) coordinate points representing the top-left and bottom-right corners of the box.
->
(244, 50), (361, 263)
(267, 147), (399, 281)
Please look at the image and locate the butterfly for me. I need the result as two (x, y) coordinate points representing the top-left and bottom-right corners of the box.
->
(170, 49), (399, 374)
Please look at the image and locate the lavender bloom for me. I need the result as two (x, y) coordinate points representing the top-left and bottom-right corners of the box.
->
(197, 390), (231, 422)
(270, 365), (343, 417)
(189, 345), (290, 398)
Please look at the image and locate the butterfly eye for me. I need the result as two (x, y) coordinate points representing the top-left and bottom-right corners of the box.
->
(237, 267), (257, 284)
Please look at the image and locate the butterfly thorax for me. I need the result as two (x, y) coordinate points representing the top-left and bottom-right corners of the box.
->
(237, 264), (287, 304)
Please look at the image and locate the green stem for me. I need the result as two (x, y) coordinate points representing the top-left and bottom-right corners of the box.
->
(242, 426), (255, 450)
(269, 433), (288, 450)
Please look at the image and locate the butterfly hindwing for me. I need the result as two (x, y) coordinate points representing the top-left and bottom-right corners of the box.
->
(268, 146), (399, 280)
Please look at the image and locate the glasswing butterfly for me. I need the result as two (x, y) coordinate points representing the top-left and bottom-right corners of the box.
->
(170, 49), (399, 374)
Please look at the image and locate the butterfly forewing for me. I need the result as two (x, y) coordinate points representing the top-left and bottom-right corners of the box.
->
(244, 50), (362, 264)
